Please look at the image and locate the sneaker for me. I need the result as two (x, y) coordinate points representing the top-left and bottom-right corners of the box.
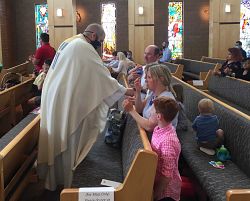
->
(199, 147), (215, 155)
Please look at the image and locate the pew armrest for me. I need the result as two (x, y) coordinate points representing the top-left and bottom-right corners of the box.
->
(172, 64), (183, 79)
(226, 189), (250, 201)
(199, 71), (207, 80)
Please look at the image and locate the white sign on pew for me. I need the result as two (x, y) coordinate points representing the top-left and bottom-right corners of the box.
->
(193, 80), (204, 86)
(79, 187), (114, 201)
(101, 179), (121, 188)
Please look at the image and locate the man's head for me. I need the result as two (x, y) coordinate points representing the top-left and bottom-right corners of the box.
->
(83, 23), (105, 49)
(40, 33), (49, 44)
(144, 45), (160, 64)
(235, 41), (242, 48)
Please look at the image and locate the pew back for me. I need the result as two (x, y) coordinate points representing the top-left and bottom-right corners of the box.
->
(0, 115), (40, 201)
(0, 61), (31, 76)
(0, 77), (34, 136)
(175, 58), (218, 80)
(207, 75), (250, 112)
(161, 62), (184, 79)
(201, 56), (226, 65)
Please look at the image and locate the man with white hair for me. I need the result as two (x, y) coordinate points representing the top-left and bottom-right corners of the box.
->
(37, 23), (133, 190)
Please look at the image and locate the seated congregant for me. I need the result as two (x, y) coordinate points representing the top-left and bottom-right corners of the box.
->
(235, 40), (247, 61)
(214, 47), (242, 77)
(104, 51), (119, 68)
(236, 58), (250, 81)
(159, 41), (172, 63)
(109, 52), (129, 78)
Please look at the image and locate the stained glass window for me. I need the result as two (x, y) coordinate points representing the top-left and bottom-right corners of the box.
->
(240, 0), (250, 57)
(101, 3), (116, 59)
(168, 2), (183, 59)
(35, 4), (49, 48)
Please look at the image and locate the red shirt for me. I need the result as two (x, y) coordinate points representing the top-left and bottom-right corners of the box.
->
(151, 124), (182, 201)
(34, 43), (55, 72)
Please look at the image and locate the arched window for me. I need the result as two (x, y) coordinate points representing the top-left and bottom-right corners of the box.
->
(101, 3), (116, 59)
(240, 0), (250, 57)
(35, 4), (49, 48)
(168, 2), (183, 59)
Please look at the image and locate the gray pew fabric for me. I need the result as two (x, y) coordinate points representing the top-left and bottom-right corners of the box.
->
(72, 114), (144, 187)
(161, 62), (178, 73)
(178, 127), (250, 201)
(122, 115), (144, 177)
(173, 77), (250, 201)
(0, 113), (37, 151)
(72, 128), (123, 187)
(208, 75), (250, 112)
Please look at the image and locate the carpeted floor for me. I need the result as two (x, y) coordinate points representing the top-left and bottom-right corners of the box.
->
(19, 181), (62, 201)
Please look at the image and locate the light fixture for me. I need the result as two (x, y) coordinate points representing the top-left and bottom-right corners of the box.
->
(138, 6), (144, 15)
(56, 8), (63, 17)
(224, 4), (231, 13)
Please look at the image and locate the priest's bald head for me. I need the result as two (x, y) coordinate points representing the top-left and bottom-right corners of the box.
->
(83, 23), (105, 49)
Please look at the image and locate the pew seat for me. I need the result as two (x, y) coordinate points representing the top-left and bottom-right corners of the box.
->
(61, 114), (158, 201)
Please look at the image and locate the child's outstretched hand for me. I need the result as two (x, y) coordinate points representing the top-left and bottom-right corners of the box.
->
(122, 99), (134, 112)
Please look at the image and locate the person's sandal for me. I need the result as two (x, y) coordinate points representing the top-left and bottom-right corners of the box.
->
(199, 147), (215, 155)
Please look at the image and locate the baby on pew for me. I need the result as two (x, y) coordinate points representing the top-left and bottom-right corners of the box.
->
(192, 98), (224, 155)
(29, 59), (52, 107)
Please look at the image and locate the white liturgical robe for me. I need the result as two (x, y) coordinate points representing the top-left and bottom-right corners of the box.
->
(37, 34), (126, 190)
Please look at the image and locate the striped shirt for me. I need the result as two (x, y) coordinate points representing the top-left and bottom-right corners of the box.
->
(151, 124), (182, 201)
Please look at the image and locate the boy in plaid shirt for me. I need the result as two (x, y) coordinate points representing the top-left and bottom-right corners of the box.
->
(152, 97), (181, 201)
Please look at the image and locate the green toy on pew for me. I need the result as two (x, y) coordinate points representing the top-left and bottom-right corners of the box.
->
(217, 145), (231, 162)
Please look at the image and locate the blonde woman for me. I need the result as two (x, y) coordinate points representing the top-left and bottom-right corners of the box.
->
(123, 63), (178, 132)
(111, 52), (129, 77)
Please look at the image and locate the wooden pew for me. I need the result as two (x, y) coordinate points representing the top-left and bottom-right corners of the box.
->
(172, 76), (250, 201)
(0, 77), (34, 136)
(226, 189), (250, 201)
(60, 75), (158, 201)
(0, 61), (31, 76)
(175, 58), (220, 80)
(0, 90), (14, 138)
(161, 62), (184, 79)
(187, 69), (213, 90)
(201, 56), (226, 65)
(0, 115), (40, 201)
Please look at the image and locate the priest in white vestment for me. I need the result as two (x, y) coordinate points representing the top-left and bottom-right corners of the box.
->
(37, 23), (133, 190)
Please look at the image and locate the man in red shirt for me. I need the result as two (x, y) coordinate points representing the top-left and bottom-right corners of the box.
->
(29, 33), (56, 75)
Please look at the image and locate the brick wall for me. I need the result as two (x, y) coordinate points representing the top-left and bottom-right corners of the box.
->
(0, 0), (16, 68)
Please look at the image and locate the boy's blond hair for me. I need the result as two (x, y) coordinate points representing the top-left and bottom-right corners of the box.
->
(198, 98), (214, 114)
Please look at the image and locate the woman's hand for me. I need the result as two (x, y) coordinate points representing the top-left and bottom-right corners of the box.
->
(134, 77), (142, 92)
(122, 99), (134, 112)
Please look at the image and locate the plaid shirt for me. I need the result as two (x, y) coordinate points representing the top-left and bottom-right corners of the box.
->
(151, 124), (182, 201)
